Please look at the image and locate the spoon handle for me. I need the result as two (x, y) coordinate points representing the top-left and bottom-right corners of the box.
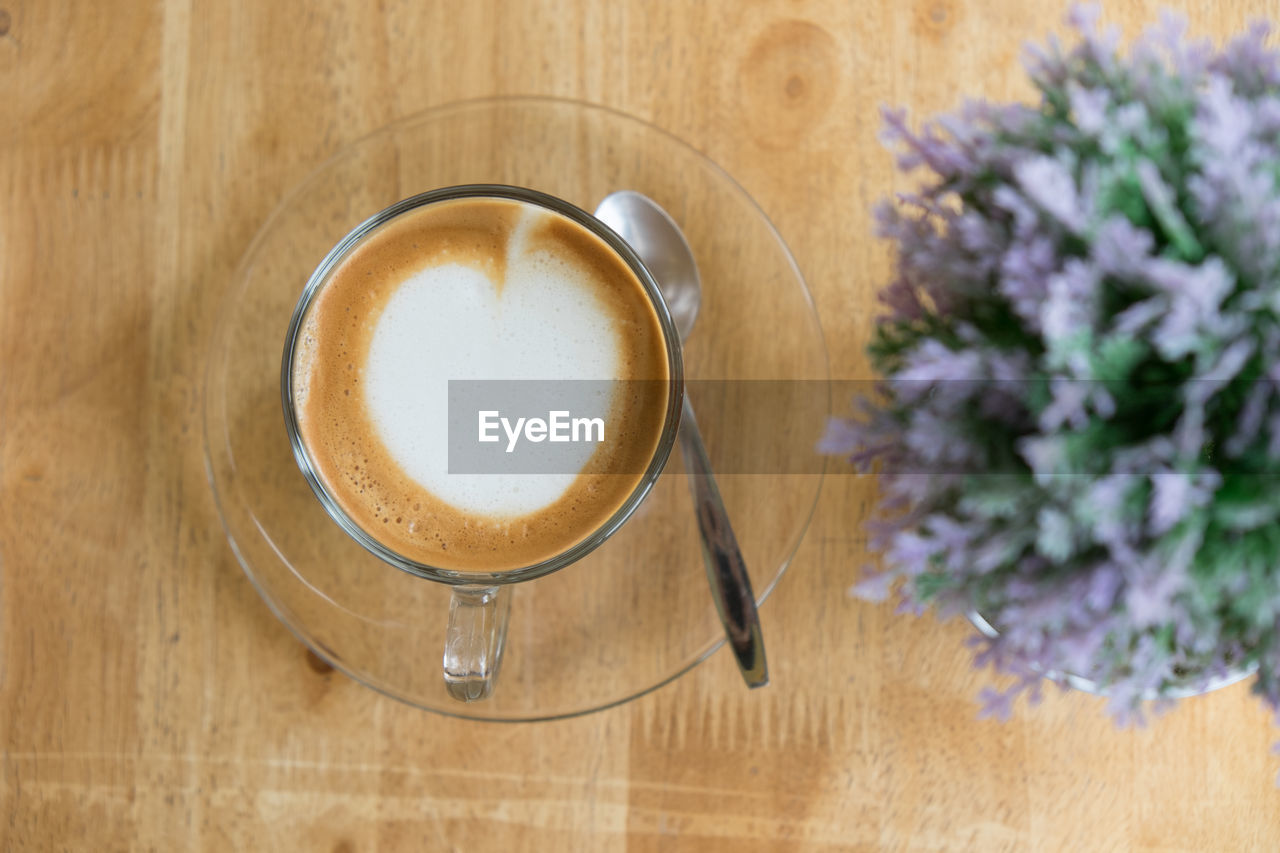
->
(678, 397), (768, 688)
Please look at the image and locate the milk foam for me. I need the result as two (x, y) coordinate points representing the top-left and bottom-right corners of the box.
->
(363, 214), (622, 517)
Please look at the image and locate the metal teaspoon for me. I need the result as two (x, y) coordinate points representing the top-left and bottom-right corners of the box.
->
(595, 190), (768, 688)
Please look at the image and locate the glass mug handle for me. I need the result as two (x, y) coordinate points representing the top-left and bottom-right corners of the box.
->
(443, 585), (512, 702)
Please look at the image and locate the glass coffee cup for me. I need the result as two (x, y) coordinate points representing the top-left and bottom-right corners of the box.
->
(281, 184), (683, 702)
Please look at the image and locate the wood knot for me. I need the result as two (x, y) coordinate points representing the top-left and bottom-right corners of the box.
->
(0, 10), (10, 37)
(914, 0), (958, 38)
(737, 19), (839, 150)
(305, 647), (335, 676)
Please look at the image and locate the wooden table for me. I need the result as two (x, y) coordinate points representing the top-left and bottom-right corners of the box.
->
(4, 1), (1280, 849)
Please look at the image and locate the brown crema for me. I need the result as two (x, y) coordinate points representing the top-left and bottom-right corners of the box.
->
(291, 197), (670, 572)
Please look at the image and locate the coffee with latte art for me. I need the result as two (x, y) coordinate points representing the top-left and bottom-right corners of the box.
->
(289, 193), (672, 572)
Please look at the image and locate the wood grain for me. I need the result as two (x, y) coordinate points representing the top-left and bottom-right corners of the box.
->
(4, 0), (1280, 849)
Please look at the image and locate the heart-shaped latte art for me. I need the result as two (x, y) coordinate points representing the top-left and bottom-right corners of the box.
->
(364, 249), (622, 517)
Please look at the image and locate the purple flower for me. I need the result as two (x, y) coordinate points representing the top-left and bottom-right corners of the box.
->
(977, 686), (1017, 722)
(1146, 471), (1214, 540)
(1041, 260), (1099, 347)
(1068, 83), (1110, 135)
(1091, 216), (1155, 278)
(1019, 156), (1087, 232)
(1145, 259), (1237, 360)
(826, 5), (1280, 738)
(849, 570), (896, 603)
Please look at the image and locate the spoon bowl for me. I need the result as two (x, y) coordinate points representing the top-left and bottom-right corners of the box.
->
(594, 191), (702, 342)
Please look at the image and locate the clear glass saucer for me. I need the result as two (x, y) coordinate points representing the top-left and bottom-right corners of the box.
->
(203, 97), (829, 720)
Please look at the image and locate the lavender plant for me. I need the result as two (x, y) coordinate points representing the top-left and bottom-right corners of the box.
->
(825, 6), (1280, 724)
